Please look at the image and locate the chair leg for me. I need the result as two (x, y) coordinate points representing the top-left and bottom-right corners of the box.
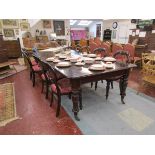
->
(91, 82), (93, 88)
(79, 90), (82, 110)
(68, 93), (71, 99)
(41, 80), (44, 93)
(50, 92), (54, 107)
(110, 81), (113, 89)
(95, 81), (98, 90)
(56, 94), (61, 117)
(30, 70), (32, 80)
(32, 72), (35, 87)
(106, 81), (110, 100)
(45, 82), (49, 99)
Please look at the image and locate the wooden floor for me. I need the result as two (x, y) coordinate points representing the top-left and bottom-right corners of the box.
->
(0, 68), (155, 134)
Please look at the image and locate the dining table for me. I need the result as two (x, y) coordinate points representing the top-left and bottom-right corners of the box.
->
(40, 50), (136, 121)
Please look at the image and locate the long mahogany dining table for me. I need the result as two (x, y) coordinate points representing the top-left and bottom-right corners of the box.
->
(40, 52), (136, 121)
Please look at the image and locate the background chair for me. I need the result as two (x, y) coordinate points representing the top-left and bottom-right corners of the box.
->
(123, 43), (141, 67)
(101, 42), (111, 56)
(89, 41), (98, 53)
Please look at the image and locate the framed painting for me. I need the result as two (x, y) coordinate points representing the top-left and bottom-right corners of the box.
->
(20, 23), (30, 31)
(3, 29), (15, 37)
(2, 19), (18, 28)
(43, 20), (51, 28)
(53, 20), (65, 36)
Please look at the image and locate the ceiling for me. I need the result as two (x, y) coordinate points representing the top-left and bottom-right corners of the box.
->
(70, 19), (103, 28)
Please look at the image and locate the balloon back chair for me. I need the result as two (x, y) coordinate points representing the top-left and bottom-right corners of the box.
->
(123, 43), (141, 67)
(89, 41), (98, 53)
(40, 61), (82, 117)
(22, 49), (42, 87)
(105, 50), (130, 102)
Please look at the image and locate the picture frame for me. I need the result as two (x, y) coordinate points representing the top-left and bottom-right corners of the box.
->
(3, 29), (15, 37)
(43, 20), (51, 28)
(2, 19), (18, 28)
(53, 20), (65, 36)
(20, 23), (30, 31)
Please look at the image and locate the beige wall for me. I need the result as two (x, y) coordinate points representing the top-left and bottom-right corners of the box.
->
(29, 19), (71, 45)
(103, 19), (136, 43)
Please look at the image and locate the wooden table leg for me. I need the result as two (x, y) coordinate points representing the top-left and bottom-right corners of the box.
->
(119, 69), (130, 104)
(71, 79), (80, 121)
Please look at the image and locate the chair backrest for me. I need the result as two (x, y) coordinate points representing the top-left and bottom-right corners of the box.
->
(93, 47), (107, 57)
(94, 37), (102, 46)
(101, 42), (111, 56)
(32, 54), (41, 65)
(123, 43), (135, 61)
(40, 61), (61, 93)
(113, 50), (130, 64)
(89, 41), (98, 53)
(79, 39), (87, 47)
(112, 43), (123, 54)
(81, 46), (90, 53)
(22, 49), (33, 68)
(32, 47), (40, 57)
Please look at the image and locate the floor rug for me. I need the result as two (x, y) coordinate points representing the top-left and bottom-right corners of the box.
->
(0, 83), (20, 126)
(61, 82), (155, 135)
(0, 59), (27, 80)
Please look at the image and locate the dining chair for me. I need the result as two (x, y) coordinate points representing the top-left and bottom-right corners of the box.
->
(112, 43), (123, 55)
(22, 49), (41, 87)
(100, 42), (111, 56)
(89, 41), (98, 53)
(123, 43), (141, 67)
(91, 48), (108, 90)
(81, 46), (90, 54)
(105, 50), (130, 100)
(40, 61), (82, 117)
(23, 51), (42, 87)
(94, 37), (102, 46)
(79, 39), (87, 47)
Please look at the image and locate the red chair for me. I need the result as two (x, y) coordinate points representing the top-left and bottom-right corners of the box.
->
(22, 49), (42, 87)
(123, 43), (141, 65)
(101, 42), (111, 56)
(40, 61), (82, 117)
(112, 43), (123, 54)
(89, 41), (98, 53)
(94, 37), (102, 46)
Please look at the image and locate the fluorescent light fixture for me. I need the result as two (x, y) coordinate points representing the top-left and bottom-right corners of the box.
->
(70, 20), (77, 25)
(78, 20), (92, 26)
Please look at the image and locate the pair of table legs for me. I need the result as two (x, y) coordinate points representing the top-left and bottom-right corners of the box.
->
(71, 70), (129, 121)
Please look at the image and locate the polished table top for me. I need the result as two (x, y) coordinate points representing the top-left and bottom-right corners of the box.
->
(41, 52), (136, 80)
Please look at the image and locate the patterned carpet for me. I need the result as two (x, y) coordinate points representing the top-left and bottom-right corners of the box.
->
(0, 83), (20, 126)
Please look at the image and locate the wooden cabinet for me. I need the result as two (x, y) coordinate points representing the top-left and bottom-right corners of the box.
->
(0, 36), (21, 58)
(103, 29), (112, 40)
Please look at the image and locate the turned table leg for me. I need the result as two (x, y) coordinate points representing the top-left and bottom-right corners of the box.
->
(71, 79), (81, 121)
(119, 69), (130, 104)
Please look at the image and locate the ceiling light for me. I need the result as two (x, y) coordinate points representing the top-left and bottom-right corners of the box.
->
(78, 20), (92, 26)
(70, 20), (77, 25)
